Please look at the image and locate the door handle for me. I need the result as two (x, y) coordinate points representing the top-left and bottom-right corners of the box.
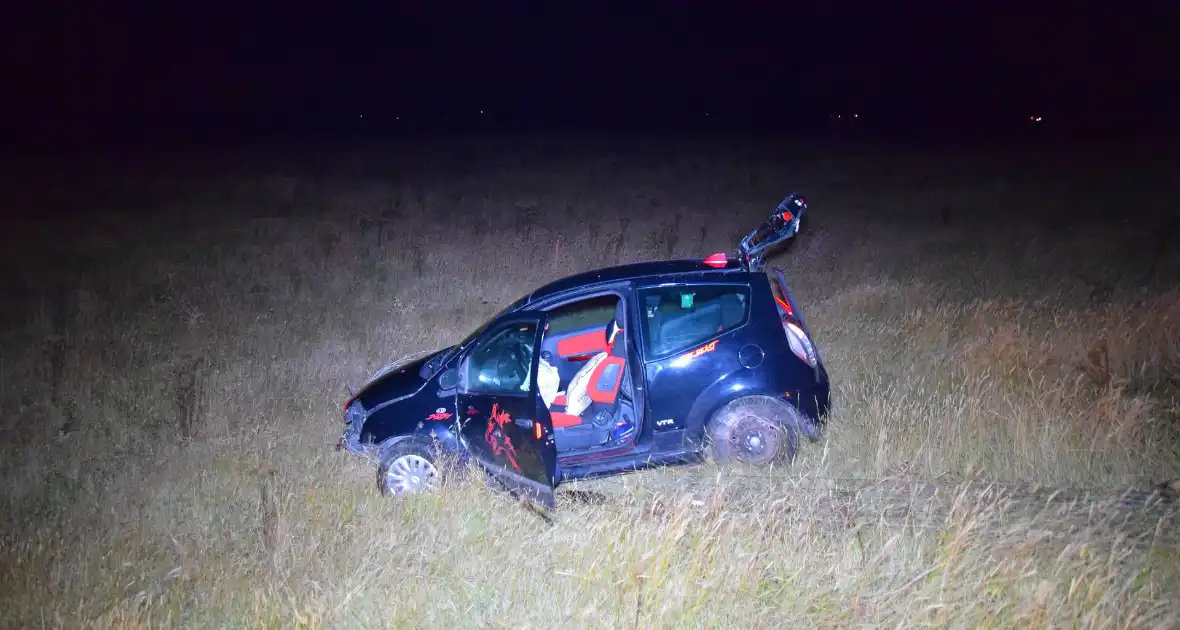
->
(514, 417), (534, 429)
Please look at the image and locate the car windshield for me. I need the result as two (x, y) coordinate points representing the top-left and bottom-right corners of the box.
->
(441, 294), (530, 364)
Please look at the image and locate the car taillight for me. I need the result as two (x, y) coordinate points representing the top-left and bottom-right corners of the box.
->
(772, 294), (817, 369)
(783, 321), (818, 368)
(771, 270), (821, 371)
(774, 295), (793, 317)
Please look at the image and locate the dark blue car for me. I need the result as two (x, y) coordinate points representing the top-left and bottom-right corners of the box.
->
(339, 194), (829, 508)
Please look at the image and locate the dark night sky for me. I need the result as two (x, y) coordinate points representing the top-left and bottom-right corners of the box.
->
(2, 1), (1176, 143)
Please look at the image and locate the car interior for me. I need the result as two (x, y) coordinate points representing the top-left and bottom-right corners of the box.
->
(538, 296), (638, 453)
(642, 288), (749, 358)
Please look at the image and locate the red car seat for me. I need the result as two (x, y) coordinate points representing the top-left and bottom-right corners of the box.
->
(549, 302), (630, 449)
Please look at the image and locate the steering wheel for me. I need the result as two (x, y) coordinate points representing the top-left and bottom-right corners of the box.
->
(493, 340), (529, 387)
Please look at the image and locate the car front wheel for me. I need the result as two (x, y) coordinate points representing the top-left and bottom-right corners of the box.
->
(377, 439), (443, 497)
(706, 396), (802, 465)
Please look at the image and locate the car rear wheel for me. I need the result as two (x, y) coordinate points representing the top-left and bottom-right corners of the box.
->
(706, 396), (802, 465)
(377, 439), (443, 497)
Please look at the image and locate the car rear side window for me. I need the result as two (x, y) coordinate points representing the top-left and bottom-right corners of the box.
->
(639, 284), (750, 359)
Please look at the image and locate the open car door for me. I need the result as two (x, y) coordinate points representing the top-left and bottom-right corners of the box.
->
(738, 193), (807, 271)
(454, 313), (558, 508)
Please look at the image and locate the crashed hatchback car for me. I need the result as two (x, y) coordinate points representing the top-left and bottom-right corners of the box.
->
(340, 193), (830, 508)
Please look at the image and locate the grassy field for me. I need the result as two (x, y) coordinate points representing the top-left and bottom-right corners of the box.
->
(1, 135), (1179, 628)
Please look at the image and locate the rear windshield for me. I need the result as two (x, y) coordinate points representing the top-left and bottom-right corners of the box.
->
(639, 284), (750, 359)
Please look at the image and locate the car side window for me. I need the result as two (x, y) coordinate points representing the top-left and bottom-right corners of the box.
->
(463, 321), (537, 395)
(640, 285), (750, 359)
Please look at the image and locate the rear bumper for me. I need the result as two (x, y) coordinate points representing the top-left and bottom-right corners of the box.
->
(781, 372), (829, 442)
(791, 366), (831, 422)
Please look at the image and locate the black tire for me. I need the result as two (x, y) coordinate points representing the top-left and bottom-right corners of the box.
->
(376, 438), (447, 497)
(706, 396), (803, 465)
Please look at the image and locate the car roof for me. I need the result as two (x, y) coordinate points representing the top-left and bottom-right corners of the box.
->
(525, 257), (749, 305)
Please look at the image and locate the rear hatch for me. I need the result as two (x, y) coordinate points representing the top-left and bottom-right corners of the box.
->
(734, 192), (822, 378)
(737, 193), (807, 272)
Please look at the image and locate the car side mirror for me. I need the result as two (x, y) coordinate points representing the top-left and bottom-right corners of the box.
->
(437, 367), (459, 391)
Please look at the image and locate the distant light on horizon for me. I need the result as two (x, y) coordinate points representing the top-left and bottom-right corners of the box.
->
(1029, 115), (1043, 122)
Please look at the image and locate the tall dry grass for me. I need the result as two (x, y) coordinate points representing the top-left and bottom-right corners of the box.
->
(1, 136), (1178, 628)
